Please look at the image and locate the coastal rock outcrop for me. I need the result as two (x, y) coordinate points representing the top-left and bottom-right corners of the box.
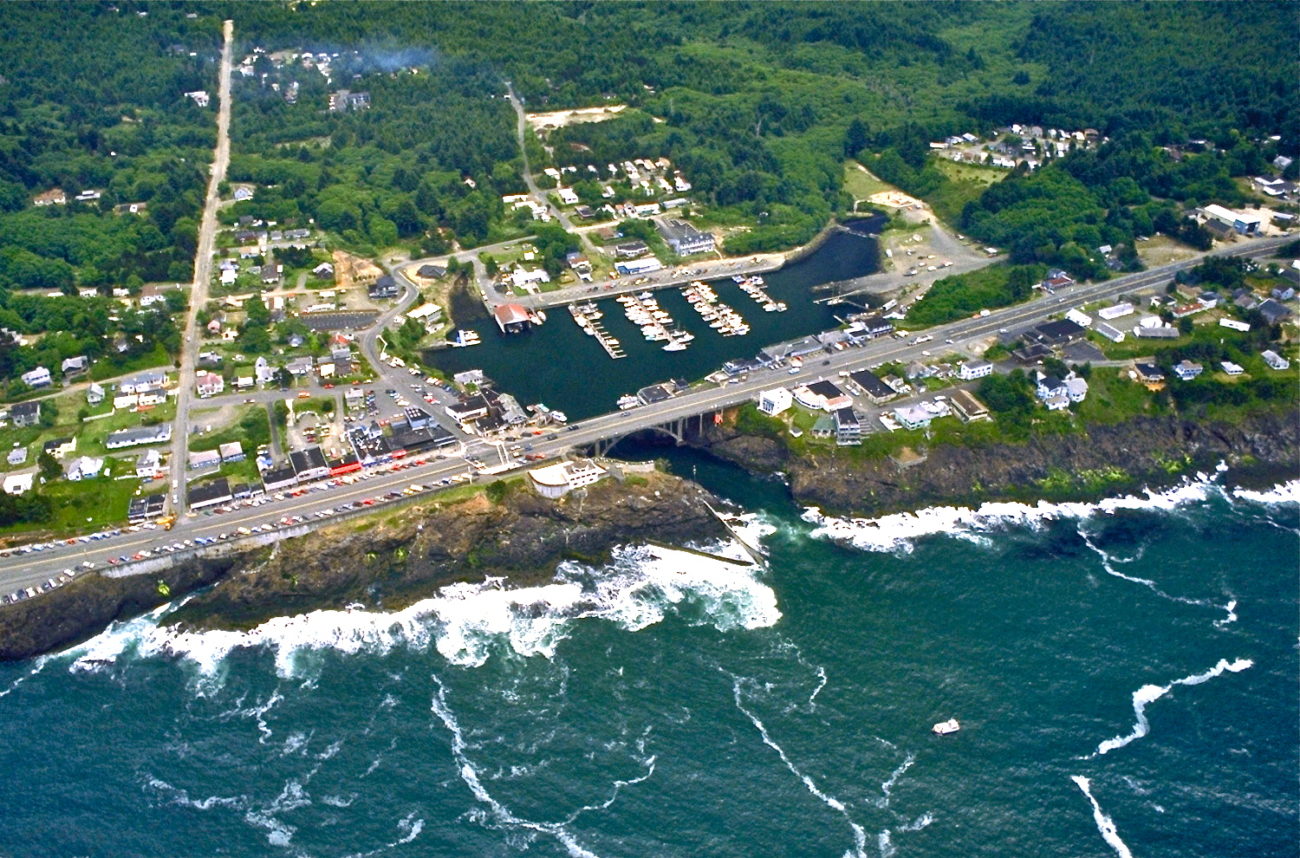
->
(699, 410), (1300, 515)
(0, 470), (725, 660)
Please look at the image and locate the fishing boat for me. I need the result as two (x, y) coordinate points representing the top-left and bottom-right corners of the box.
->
(663, 340), (688, 352)
(932, 718), (960, 735)
(617, 395), (641, 410)
(450, 329), (481, 347)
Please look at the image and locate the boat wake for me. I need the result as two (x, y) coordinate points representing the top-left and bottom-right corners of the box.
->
(1089, 657), (1254, 758)
(730, 674), (868, 858)
(1071, 775), (1135, 858)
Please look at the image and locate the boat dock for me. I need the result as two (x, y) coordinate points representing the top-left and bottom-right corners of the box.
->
(569, 303), (625, 359)
(734, 275), (787, 313)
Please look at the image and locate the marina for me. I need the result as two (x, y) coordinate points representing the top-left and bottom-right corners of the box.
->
(682, 281), (751, 337)
(617, 292), (695, 352)
(426, 215), (884, 419)
(569, 302), (626, 359)
(734, 274), (788, 312)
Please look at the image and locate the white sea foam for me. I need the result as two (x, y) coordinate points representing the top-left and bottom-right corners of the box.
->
(1231, 479), (1300, 505)
(731, 675), (867, 858)
(875, 753), (915, 809)
(804, 478), (1224, 554)
(56, 540), (778, 680)
(1092, 657), (1254, 758)
(0, 654), (50, 699)
(1214, 599), (1239, 629)
(430, 675), (600, 858)
(1071, 776), (1135, 858)
(342, 811), (425, 858)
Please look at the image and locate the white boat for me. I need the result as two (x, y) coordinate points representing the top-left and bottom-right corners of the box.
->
(450, 329), (481, 347)
(932, 718), (960, 735)
(551, 411), (568, 424)
(617, 395), (641, 410)
(663, 340), (687, 352)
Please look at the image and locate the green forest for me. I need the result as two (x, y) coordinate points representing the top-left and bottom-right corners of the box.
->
(0, 2), (1294, 286)
(0, 4), (219, 290)
(213, 1), (1295, 258)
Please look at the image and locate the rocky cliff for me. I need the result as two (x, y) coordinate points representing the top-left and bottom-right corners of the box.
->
(698, 409), (1300, 515)
(0, 470), (724, 660)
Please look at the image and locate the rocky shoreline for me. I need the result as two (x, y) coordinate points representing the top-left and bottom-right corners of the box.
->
(1, 408), (1295, 663)
(0, 470), (726, 661)
(695, 408), (1300, 515)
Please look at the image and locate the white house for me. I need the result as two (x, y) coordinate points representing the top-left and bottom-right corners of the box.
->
(893, 404), (933, 431)
(1064, 372), (1089, 403)
(1095, 322), (1125, 343)
(135, 448), (163, 480)
(3, 473), (34, 495)
(21, 366), (51, 388)
(1261, 349), (1290, 371)
(509, 267), (551, 291)
(958, 360), (993, 381)
(87, 382), (106, 405)
(757, 388), (793, 416)
(1098, 302), (1134, 321)
(65, 455), (105, 481)
(1218, 318), (1251, 332)
(196, 371), (224, 397)
(1065, 308), (1092, 328)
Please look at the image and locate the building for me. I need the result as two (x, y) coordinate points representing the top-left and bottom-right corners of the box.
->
(757, 388), (793, 416)
(1133, 362), (1166, 388)
(1134, 324), (1179, 339)
(957, 360), (993, 381)
(328, 89), (370, 112)
(218, 441), (245, 463)
(119, 370), (169, 395)
(65, 456), (104, 481)
(416, 264), (445, 279)
(846, 369), (896, 405)
(493, 303), (534, 334)
(656, 219), (716, 255)
(949, 389), (990, 422)
(613, 240), (650, 260)
(105, 424), (172, 450)
(1172, 360), (1203, 382)
(188, 478), (233, 511)
(188, 449), (222, 470)
(1202, 204), (1262, 235)
(137, 386), (167, 407)
(1257, 299), (1292, 326)
(1064, 372), (1089, 402)
(1035, 372), (1068, 402)
(1095, 322), (1126, 343)
(260, 464), (298, 493)
(833, 408), (861, 446)
(614, 256), (663, 276)
(1065, 309), (1093, 328)
(528, 459), (608, 499)
(289, 446), (330, 483)
(135, 449), (164, 480)
(87, 382), (105, 406)
(128, 493), (167, 522)
(33, 188), (67, 207)
(20, 367), (51, 388)
(509, 267), (550, 291)
(1261, 349), (1290, 371)
(6, 447), (27, 466)
(4, 473), (34, 495)
(61, 355), (90, 377)
(368, 275), (400, 300)
(795, 380), (852, 412)
(43, 437), (76, 458)
(893, 404), (933, 431)
(1028, 319), (1086, 346)
(196, 371), (224, 398)
(1098, 302), (1134, 320)
(1221, 361), (1244, 376)
(10, 401), (41, 428)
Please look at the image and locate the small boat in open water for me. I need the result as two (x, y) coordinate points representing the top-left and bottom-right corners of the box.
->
(932, 718), (960, 735)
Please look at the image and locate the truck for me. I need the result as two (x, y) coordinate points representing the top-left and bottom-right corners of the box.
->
(159, 514), (176, 531)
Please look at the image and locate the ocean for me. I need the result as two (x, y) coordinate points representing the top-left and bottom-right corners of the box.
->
(0, 452), (1296, 858)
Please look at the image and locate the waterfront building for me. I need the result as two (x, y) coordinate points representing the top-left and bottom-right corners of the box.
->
(528, 459), (608, 499)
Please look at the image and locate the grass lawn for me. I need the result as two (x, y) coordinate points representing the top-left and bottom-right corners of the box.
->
(934, 158), (1009, 187)
(90, 344), (175, 381)
(0, 470), (142, 537)
(843, 162), (894, 199)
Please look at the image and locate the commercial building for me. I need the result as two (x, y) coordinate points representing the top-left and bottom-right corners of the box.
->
(846, 369), (896, 405)
(289, 446), (330, 483)
(757, 388), (792, 416)
(656, 219), (716, 255)
(188, 478), (232, 511)
(528, 459), (608, 499)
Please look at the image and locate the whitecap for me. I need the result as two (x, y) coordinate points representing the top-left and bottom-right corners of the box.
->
(0, 654), (50, 700)
(1231, 479), (1300, 505)
(1071, 775), (1135, 858)
(1214, 599), (1238, 629)
(65, 539), (779, 677)
(804, 476), (1225, 554)
(1091, 657), (1253, 758)
(876, 753), (915, 809)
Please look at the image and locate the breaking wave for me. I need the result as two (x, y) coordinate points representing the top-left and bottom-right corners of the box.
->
(1090, 657), (1254, 758)
(803, 477), (1229, 554)
(57, 540), (779, 679)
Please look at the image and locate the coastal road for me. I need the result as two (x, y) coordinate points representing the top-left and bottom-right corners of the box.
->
(170, 18), (234, 516)
(0, 234), (1289, 594)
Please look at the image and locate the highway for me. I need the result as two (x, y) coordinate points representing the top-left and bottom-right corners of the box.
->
(1, 233), (1289, 597)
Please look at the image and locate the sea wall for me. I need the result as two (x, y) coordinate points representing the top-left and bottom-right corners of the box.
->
(0, 470), (725, 660)
(697, 409), (1300, 515)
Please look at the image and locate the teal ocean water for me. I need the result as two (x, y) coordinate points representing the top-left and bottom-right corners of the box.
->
(1, 454), (1296, 857)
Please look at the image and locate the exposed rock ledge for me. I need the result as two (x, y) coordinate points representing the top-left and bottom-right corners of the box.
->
(0, 471), (724, 661)
(697, 410), (1300, 515)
